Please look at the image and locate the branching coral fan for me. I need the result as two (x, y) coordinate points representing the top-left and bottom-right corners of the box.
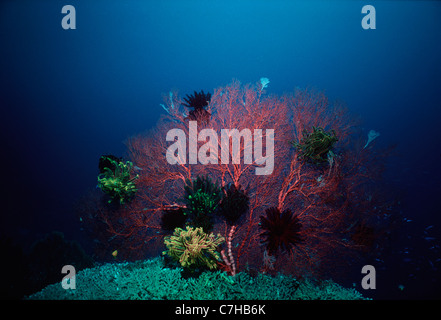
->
(82, 79), (398, 279)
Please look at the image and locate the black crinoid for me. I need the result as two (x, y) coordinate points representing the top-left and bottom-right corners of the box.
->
(260, 207), (303, 255)
(160, 206), (187, 234)
(217, 184), (249, 226)
(183, 90), (212, 125)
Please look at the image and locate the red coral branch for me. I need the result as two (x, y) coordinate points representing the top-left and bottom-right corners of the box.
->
(221, 225), (237, 276)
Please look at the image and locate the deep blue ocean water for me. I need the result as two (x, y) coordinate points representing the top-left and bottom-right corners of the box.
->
(1, 0), (440, 300)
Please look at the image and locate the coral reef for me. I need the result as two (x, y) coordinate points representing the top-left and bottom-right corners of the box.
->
(81, 79), (398, 283)
(27, 257), (367, 300)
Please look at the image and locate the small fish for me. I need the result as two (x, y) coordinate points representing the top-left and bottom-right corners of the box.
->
(424, 237), (436, 241)
(425, 225), (434, 230)
(112, 250), (118, 258)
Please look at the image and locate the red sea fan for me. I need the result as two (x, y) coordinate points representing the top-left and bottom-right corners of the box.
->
(260, 207), (303, 255)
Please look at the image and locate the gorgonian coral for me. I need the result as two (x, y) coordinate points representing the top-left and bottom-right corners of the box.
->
(260, 207), (303, 255)
(89, 80), (396, 279)
(163, 226), (224, 270)
(97, 156), (139, 204)
(291, 126), (338, 164)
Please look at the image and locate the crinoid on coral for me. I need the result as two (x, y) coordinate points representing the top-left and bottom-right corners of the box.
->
(260, 207), (303, 255)
(182, 90), (212, 125)
(163, 226), (225, 270)
(217, 184), (249, 226)
(97, 156), (139, 204)
(291, 126), (338, 164)
(183, 176), (222, 232)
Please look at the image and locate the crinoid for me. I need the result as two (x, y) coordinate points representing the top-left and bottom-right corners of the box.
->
(217, 184), (249, 225)
(183, 90), (212, 125)
(291, 126), (338, 164)
(160, 206), (187, 233)
(97, 156), (139, 204)
(183, 176), (221, 232)
(163, 226), (224, 270)
(98, 154), (123, 174)
(260, 207), (303, 255)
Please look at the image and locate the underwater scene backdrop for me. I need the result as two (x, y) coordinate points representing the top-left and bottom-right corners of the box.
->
(0, 0), (440, 301)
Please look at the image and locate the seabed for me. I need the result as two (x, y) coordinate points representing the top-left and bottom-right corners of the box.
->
(27, 257), (366, 300)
